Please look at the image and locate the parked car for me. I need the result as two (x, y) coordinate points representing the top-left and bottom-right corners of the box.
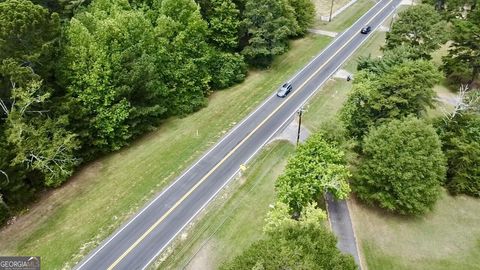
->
(360, 26), (372, 34)
(277, 83), (293, 98)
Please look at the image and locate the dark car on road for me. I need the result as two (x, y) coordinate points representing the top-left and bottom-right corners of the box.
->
(277, 83), (293, 98)
(360, 26), (372, 34)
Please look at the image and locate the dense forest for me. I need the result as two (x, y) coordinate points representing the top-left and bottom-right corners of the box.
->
(0, 0), (315, 223)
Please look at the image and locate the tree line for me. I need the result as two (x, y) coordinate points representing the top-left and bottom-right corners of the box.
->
(0, 0), (315, 224)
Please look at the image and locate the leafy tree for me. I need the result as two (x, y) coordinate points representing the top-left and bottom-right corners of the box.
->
(0, 0), (60, 80)
(287, 0), (315, 36)
(60, 0), (167, 154)
(357, 45), (423, 74)
(437, 112), (480, 196)
(30, 0), (92, 17)
(341, 60), (441, 139)
(221, 203), (356, 270)
(202, 0), (241, 51)
(155, 0), (212, 114)
(442, 8), (480, 85)
(276, 133), (351, 214)
(355, 117), (446, 215)
(241, 0), (297, 67)
(385, 4), (447, 58)
(207, 50), (246, 89)
(1, 60), (79, 187)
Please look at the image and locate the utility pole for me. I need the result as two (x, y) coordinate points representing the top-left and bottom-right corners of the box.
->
(296, 108), (303, 146)
(329, 0), (335, 22)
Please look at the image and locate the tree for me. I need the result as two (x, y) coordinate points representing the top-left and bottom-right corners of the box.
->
(221, 203), (356, 270)
(155, 0), (212, 114)
(60, 0), (169, 154)
(341, 60), (441, 139)
(437, 112), (480, 197)
(203, 0), (241, 51)
(241, 0), (297, 67)
(442, 8), (480, 85)
(0, 0), (60, 80)
(207, 50), (246, 89)
(287, 0), (315, 36)
(275, 133), (351, 214)
(355, 117), (446, 215)
(1, 60), (79, 187)
(357, 45), (423, 74)
(385, 4), (447, 58)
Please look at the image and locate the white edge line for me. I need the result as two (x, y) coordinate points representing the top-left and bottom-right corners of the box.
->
(140, 3), (399, 268)
(77, 1), (397, 268)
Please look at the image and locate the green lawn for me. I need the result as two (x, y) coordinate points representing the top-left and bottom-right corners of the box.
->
(350, 191), (480, 270)
(154, 141), (295, 270)
(0, 35), (331, 269)
(314, 0), (376, 31)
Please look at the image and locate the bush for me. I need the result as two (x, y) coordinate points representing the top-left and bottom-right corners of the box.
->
(355, 117), (446, 215)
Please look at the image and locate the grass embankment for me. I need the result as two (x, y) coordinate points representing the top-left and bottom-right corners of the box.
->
(0, 34), (331, 269)
(155, 142), (295, 270)
(351, 192), (480, 270)
(314, 0), (376, 31)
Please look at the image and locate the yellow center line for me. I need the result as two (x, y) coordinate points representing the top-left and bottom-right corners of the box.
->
(107, 2), (394, 268)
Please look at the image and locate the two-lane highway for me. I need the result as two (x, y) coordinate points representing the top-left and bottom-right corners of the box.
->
(75, 0), (401, 269)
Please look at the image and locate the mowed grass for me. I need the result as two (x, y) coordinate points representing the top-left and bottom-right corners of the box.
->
(350, 191), (480, 270)
(0, 35), (331, 269)
(154, 141), (295, 270)
(314, 0), (376, 31)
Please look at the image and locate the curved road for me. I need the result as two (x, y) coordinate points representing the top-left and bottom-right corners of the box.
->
(75, 1), (400, 269)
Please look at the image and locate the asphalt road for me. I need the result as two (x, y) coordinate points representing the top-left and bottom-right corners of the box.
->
(75, 1), (401, 269)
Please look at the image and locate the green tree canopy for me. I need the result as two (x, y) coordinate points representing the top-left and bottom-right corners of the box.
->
(241, 0), (297, 67)
(0, 0), (60, 80)
(357, 45), (423, 74)
(287, 0), (315, 36)
(1, 60), (79, 187)
(355, 117), (446, 215)
(385, 4), (447, 58)
(341, 60), (441, 139)
(276, 133), (351, 214)
(442, 8), (480, 85)
(437, 112), (480, 197)
(202, 0), (241, 51)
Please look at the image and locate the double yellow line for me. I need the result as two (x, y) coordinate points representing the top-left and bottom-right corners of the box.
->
(106, 1), (395, 268)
